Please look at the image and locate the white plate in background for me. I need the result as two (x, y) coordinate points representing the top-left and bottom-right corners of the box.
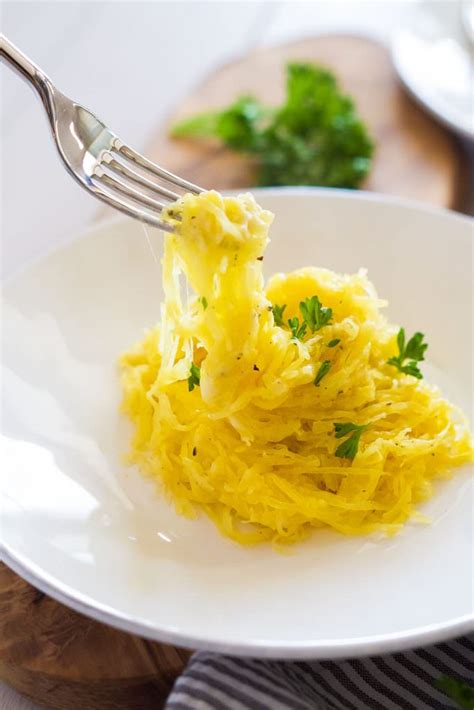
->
(392, 0), (473, 140)
(1, 189), (473, 658)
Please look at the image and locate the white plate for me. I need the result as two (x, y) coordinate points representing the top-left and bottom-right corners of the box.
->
(1, 189), (473, 659)
(391, 1), (473, 140)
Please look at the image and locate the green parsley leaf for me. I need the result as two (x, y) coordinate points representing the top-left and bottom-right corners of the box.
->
(187, 363), (201, 392)
(387, 327), (428, 379)
(327, 338), (341, 348)
(405, 331), (428, 360)
(272, 295), (332, 340)
(334, 422), (362, 438)
(435, 676), (474, 710)
(272, 303), (287, 327)
(334, 436), (360, 460)
(314, 360), (331, 386)
(171, 63), (374, 189)
(299, 295), (333, 333)
(397, 327), (405, 355)
(288, 316), (307, 341)
(334, 422), (368, 460)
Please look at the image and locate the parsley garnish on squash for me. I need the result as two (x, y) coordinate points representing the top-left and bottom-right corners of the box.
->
(300, 296), (332, 332)
(272, 295), (332, 339)
(188, 363), (201, 391)
(171, 63), (374, 189)
(387, 328), (428, 379)
(334, 422), (369, 460)
(288, 316), (307, 341)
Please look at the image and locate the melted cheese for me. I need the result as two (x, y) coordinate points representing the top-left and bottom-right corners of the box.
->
(120, 191), (473, 545)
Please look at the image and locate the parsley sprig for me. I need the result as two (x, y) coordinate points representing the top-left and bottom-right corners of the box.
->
(299, 296), (333, 333)
(387, 328), (428, 379)
(188, 363), (201, 391)
(288, 316), (307, 341)
(171, 63), (374, 189)
(334, 422), (369, 460)
(272, 295), (332, 340)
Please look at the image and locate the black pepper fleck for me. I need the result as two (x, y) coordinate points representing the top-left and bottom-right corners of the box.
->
(257, 256), (264, 261)
(192, 447), (197, 456)
(253, 364), (260, 371)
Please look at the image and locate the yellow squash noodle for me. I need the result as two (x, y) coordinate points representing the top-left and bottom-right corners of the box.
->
(120, 191), (473, 545)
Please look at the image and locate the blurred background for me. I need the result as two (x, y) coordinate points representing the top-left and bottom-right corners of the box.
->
(2, 0), (472, 280)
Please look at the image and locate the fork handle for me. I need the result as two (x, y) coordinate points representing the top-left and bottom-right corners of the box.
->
(0, 34), (56, 124)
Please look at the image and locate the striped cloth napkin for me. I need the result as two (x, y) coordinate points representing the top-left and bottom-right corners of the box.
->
(166, 634), (473, 710)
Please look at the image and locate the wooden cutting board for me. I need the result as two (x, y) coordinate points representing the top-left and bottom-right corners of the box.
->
(0, 35), (463, 710)
(0, 564), (191, 709)
(147, 35), (459, 207)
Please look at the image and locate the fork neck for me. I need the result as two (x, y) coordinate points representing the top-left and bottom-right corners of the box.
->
(0, 34), (56, 125)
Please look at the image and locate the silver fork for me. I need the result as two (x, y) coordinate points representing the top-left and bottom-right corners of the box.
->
(0, 35), (203, 232)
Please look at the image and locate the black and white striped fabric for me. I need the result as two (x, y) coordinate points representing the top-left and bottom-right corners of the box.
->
(166, 634), (473, 710)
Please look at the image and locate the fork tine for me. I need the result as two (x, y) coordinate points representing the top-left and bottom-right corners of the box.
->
(91, 182), (177, 232)
(101, 152), (182, 203)
(93, 167), (171, 212)
(116, 142), (202, 195)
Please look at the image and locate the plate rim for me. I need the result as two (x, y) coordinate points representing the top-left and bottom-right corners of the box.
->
(2, 187), (473, 659)
(2, 542), (473, 659)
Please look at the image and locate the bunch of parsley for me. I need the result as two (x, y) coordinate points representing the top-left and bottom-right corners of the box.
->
(171, 63), (374, 188)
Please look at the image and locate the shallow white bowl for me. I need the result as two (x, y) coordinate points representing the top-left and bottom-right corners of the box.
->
(2, 188), (473, 659)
